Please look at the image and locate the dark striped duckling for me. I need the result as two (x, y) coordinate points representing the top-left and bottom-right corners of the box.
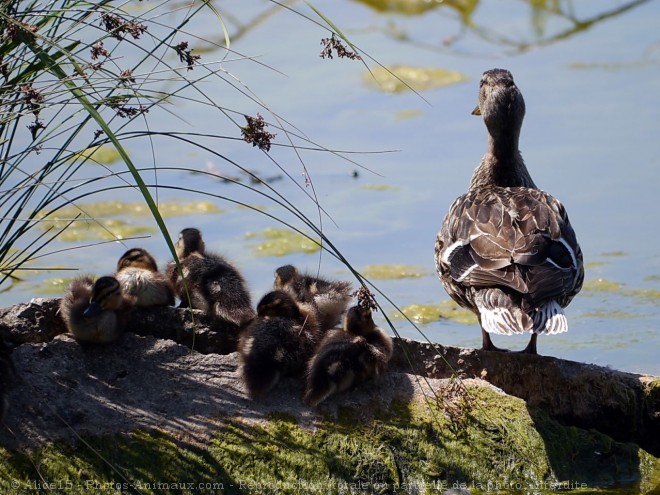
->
(166, 228), (255, 328)
(115, 248), (175, 307)
(435, 68), (583, 354)
(0, 336), (15, 422)
(274, 264), (352, 331)
(60, 276), (134, 344)
(238, 290), (321, 398)
(304, 305), (393, 407)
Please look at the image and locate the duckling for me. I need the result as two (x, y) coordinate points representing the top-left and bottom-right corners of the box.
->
(434, 68), (584, 354)
(303, 304), (393, 407)
(238, 290), (321, 398)
(0, 336), (15, 422)
(115, 248), (175, 307)
(274, 264), (352, 331)
(60, 276), (134, 344)
(166, 228), (255, 328)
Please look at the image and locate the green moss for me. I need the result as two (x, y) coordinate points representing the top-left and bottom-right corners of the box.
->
(2, 385), (656, 494)
(361, 264), (429, 280)
(245, 228), (320, 257)
(363, 65), (469, 94)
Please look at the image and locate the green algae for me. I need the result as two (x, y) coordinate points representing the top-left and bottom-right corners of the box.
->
(245, 228), (320, 257)
(394, 109), (423, 120)
(36, 201), (221, 242)
(361, 264), (429, 280)
(33, 277), (74, 294)
(1, 386), (657, 494)
(359, 184), (401, 192)
(580, 310), (638, 320)
(585, 260), (608, 269)
(582, 278), (624, 293)
(46, 200), (221, 220)
(69, 145), (122, 165)
(363, 65), (469, 94)
(628, 289), (660, 306)
(43, 219), (155, 242)
(391, 300), (478, 325)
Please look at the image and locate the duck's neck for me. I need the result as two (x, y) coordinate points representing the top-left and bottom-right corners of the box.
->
(469, 133), (536, 189)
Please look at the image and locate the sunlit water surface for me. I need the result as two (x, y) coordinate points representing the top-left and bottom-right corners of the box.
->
(2, 0), (659, 376)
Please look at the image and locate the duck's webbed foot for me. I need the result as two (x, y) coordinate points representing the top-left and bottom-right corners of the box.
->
(480, 329), (509, 352)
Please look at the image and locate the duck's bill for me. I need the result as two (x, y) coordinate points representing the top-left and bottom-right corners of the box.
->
(83, 302), (102, 318)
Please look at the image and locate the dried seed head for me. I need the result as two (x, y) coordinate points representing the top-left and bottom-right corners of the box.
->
(352, 286), (378, 312)
(320, 34), (361, 61)
(241, 113), (276, 152)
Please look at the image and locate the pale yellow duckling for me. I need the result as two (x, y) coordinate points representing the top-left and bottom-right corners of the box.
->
(115, 248), (175, 307)
(60, 276), (134, 344)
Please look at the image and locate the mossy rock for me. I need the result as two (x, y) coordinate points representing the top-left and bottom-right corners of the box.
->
(1, 380), (658, 494)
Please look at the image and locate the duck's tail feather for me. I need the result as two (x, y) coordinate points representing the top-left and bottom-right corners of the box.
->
(533, 300), (567, 335)
(475, 288), (533, 335)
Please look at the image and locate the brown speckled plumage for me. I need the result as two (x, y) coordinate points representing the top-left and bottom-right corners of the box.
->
(303, 305), (393, 406)
(238, 290), (321, 398)
(435, 69), (584, 354)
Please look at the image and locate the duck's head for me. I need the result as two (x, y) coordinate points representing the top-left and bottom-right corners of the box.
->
(83, 276), (123, 317)
(344, 305), (376, 337)
(273, 265), (299, 288)
(176, 228), (205, 259)
(473, 68), (525, 139)
(256, 290), (301, 319)
(117, 248), (158, 272)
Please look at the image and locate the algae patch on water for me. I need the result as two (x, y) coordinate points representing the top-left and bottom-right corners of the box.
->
(360, 184), (401, 192)
(361, 264), (429, 279)
(582, 278), (624, 293)
(391, 300), (477, 325)
(37, 200), (220, 242)
(245, 228), (320, 257)
(69, 145), (122, 165)
(363, 65), (469, 94)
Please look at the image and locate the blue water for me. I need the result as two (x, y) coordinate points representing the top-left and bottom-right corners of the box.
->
(2, 0), (658, 375)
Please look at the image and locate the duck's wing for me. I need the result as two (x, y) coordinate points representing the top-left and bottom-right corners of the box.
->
(437, 187), (583, 308)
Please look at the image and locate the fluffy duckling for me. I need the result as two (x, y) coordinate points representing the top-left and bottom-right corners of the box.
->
(60, 276), (134, 344)
(435, 69), (584, 354)
(166, 228), (255, 328)
(115, 248), (175, 307)
(238, 290), (321, 398)
(0, 336), (15, 422)
(274, 264), (352, 331)
(304, 304), (393, 407)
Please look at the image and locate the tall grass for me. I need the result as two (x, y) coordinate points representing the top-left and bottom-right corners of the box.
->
(0, 0), (369, 290)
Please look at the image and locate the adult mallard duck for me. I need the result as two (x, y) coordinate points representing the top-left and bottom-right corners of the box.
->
(304, 304), (393, 407)
(238, 290), (321, 398)
(166, 228), (255, 328)
(115, 248), (175, 307)
(434, 68), (584, 354)
(273, 264), (352, 331)
(60, 276), (134, 344)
